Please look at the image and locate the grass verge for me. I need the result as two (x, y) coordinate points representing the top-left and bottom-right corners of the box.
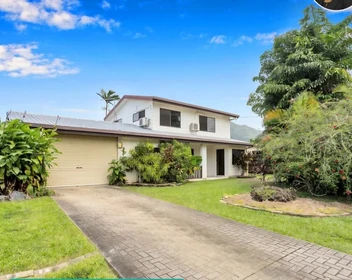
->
(44, 255), (116, 279)
(126, 179), (352, 255)
(0, 197), (95, 275)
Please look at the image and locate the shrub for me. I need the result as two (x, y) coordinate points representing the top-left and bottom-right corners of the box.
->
(0, 120), (59, 195)
(122, 140), (202, 184)
(251, 186), (296, 202)
(261, 92), (352, 196)
(160, 140), (202, 183)
(27, 185), (55, 197)
(232, 150), (253, 176)
(123, 141), (169, 184)
(107, 159), (127, 185)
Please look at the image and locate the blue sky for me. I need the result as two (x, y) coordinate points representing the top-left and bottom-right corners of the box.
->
(0, 0), (350, 129)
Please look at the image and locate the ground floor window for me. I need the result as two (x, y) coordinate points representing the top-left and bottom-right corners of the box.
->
(232, 149), (244, 165)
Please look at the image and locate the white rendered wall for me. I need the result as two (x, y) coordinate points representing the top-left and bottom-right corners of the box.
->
(105, 99), (153, 124)
(151, 101), (231, 139)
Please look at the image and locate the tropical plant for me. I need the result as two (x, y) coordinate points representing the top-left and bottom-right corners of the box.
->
(259, 92), (352, 196)
(160, 140), (202, 183)
(232, 150), (253, 176)
(248, 5), (352, 116)
(122, 140), (202, 184)
(123, 141), (169, 184)
(0, 120), (59, 195)
(107, 159), (127, 185)
(97, 89), (120, 116)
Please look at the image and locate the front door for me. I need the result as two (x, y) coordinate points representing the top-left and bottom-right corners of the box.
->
(216, 149), (225, 176)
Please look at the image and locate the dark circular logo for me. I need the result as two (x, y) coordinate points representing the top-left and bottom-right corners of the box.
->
(315, 0), (352, 11)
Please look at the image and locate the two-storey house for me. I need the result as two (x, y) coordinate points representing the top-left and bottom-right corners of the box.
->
(7, 95), (252, 186)
(105, 95), (251, 182)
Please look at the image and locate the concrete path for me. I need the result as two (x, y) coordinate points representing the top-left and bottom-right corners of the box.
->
(53, 186), (352, 280)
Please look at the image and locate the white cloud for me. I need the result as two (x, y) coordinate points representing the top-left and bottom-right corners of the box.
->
(15, 23), (27, 31)
(232, 32), (278, 47)
(0, 43), (79, 77)
(79, 15), (97, 25)
(0, 0), (120, 31)
(254, 32), (278, 44)
(97, 19), (120, 32)
(210, 35), (226, 44)
(134, 32), (146, 39)
(101, 0), (110, 9)
(232, 35), (253, 47)
(47, 11), (77, 29)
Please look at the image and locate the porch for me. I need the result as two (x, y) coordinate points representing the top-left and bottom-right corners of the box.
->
(188, 143), (243, 179)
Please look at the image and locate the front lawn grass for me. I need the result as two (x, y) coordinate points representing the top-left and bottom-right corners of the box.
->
(44, 255), (116, 279)
(126, 179), (352, 255)
(0, 197), (96, 275)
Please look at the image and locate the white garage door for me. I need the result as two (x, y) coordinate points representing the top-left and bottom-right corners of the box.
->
(47, 134), (118, 187)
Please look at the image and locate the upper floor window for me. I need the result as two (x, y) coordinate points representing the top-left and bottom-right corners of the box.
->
(160, 108), (181, 128)
(199, 116), (215, 132)
(133, 110), (145, 122)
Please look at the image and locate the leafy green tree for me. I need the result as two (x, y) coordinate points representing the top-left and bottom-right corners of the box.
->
(260, 92), (352, 196)
(0, 120), (59, 195)
(97, 89), (120, 116)
(248, 5), (352, 116)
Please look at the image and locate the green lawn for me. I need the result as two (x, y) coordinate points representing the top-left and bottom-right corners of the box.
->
(0, 197), (114, 277)
(126, 179), (352, 255)
(44, 255), (116, 279)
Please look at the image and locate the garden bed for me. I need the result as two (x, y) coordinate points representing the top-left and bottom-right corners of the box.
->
(222, 194), (352, 217)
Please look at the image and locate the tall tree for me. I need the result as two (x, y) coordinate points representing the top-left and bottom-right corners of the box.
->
(248, 5), (352, 116)
(97, 89), (120, 116)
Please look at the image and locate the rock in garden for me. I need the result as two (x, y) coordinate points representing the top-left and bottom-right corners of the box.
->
(0, 195), (9, 202)
(9, 191), (29, 201)
(250, 186), (296, 203)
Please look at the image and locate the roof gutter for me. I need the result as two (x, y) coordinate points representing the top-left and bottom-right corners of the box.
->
(27, 123), (252, 147)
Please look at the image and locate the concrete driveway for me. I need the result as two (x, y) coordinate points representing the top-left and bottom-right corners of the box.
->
(53, 186), (352, 280)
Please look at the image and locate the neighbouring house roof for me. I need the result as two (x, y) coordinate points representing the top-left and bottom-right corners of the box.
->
(7, 111), (252, 147)
(104, 95), (240, 120)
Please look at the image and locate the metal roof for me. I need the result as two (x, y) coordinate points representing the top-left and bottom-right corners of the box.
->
(104, 95), (240, 120)
(7, 111), (252, 147)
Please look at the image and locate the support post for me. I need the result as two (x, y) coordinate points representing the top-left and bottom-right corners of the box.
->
(200, 144), (207, 179)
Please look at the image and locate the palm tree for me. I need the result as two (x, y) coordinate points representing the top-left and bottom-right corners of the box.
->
(97, 89), (120, 116)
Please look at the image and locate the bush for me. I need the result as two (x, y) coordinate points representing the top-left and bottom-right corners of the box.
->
(160, 140), (202, 183)
(107, 159), (127, 185)
(122, 140), (202, 184)
(251, 186), (296, 202)
(123, 141), (168, 184)
(261, 92), (352, 196)
(27, 185), (55, 197)
(0, 120), (59, 195)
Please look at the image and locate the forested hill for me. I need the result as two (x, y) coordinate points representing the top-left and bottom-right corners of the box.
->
(230, 122), (262, 142)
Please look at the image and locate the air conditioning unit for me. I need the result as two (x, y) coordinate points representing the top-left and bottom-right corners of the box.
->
(139, 117), (149, 127)
(190, 123), (199, 131)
